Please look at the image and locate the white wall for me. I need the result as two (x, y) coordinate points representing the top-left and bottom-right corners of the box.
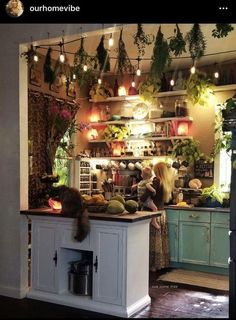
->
(0, 23), (112, 298)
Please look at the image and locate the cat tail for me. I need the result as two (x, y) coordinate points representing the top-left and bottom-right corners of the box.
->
(75, 212), (90, 242)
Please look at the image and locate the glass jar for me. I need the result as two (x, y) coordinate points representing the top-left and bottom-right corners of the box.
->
(175, 99), (188, 117)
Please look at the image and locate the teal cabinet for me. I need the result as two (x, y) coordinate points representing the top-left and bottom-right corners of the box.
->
(210, 212), (230, 268)
(167, 210), (179, 262)
(166, 208), (229, 273)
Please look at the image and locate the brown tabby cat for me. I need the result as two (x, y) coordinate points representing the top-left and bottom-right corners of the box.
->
(50, 185), (90, 242)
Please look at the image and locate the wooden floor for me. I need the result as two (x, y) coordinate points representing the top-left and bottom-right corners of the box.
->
(0, 270), (229, 319)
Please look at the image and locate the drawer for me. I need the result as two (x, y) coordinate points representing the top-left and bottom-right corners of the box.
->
(60, 225), (91, 250)
(211, 212), (230, 225)
(179, 210), (210, 223)
(166, 209), (179, 221)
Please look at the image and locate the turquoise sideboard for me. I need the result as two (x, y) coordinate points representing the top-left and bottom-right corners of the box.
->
(166, 208), (229, 275)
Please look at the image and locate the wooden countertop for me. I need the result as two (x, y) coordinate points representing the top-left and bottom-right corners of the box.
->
(20, 208), (162, 223)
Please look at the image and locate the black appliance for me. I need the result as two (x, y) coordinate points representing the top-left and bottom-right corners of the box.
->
(223, 117), (236, 318)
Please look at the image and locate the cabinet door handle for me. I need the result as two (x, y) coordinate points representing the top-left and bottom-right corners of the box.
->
(53, 250), (57, 267)
(206, 227), (210, 242)
(94, 256), (98, 272)
(189, 214), (199, 219)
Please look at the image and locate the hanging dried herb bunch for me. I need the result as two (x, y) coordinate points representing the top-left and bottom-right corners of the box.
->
(169, 24), (186, 56)
(117, 29), (133, 74)
(73, 37), (97, 87)
(212, 24), (234, 38)
(20, 44), (36, 65)
(133, 23), (154, 57)
(186, 23), (206, 61)
(150, 26), (171, 79)
(96, 35), (110, 72)
(43, 47), (58, 84)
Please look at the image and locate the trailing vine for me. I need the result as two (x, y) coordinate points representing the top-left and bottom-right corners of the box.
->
(96, 35), (110, 72)
(169, 24), (186, 56)
(133, 23), (154, 57)
(186, 73), (214, 106)
(186, 23), (206, 61)
(150, 26), (171, 79)
(212, 24), (234, 38)
(116, 29), (133, 74)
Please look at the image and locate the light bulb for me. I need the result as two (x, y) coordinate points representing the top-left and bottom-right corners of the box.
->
(136, 68), (141, 76)
(60, 53), (65, 63)
(131, 81), (135, 87)
(170, 79), (175, 86)
(108, 37), (114, 47)
(190, 66), (196, 74)
(83, 64), (88, 72)
(33, 54), (38, 62)
(214, 71), (219, 79)
(98, 78), (102, 84)
(72, 73), (76, 80)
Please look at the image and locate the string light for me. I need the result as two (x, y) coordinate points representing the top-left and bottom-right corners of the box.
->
(33, 47), (39, 62)
(170, 79), (175, 86)
(190, 65), (196, 74)
(59, 33), (65, 63)
(136, 57), (141, 76)
(214, 63), (219, 79)
(83, 64), (88, 72)
(98, 77), (102, 84)
(131, 80), (135, 87)
(108, 33), (114, 47)
(72, 73), (76, 80)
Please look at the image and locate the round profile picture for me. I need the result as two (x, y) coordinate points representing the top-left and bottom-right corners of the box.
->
(6, 0), (24, 18)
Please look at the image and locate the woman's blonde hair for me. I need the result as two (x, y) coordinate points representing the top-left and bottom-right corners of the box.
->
(153, 162), (175, 203)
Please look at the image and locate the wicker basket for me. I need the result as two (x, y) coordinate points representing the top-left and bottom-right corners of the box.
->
(87, 204), (108, 213)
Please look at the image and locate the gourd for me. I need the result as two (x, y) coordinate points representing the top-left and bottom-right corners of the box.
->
(189, 178), (202, 189)
(125, 200), (139, 213)
(107, 200), (125, 214)
(111, 195), (125, 205)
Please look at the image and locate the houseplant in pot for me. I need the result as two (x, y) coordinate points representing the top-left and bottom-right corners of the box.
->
(199, 184), (224, 208)
(221, 93), (236, 131)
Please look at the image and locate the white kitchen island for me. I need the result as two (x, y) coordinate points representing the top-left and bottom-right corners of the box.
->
(21, 209), (161, 318)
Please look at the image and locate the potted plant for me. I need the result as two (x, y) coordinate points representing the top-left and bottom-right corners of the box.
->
(199, 184), (224, 208)
(221, 93), (236, 121)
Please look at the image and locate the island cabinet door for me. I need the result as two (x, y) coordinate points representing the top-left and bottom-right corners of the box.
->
(92, 226), (124, 306)
(31, 221), (59, 293)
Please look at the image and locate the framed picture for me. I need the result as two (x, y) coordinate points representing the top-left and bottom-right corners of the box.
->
(29, 67), (42, 87)
(67, 82), (76, 98)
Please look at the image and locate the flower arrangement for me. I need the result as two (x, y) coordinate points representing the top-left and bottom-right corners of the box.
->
(46, 100), (80, 174)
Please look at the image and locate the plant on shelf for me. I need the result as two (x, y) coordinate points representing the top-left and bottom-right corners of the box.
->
(133, 23), (154, 57)
(103, 125), (130, 141)
(212, 24), (234, 38)
(150, 26), (171, 80)
(89, 81), (114, 101)
(186, 23), (206, 61)
(169, 24), (186, 56)
(138, 76), (161, 105)
(199, 184), (224, 207)
(172, 139), (213, 165)
(186, 73), (214, 106)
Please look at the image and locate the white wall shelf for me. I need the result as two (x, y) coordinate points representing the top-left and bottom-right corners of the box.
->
(88, 136), (192, 143)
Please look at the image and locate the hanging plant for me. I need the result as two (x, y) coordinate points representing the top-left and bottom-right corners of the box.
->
(116, 29), (133, 74)
(20, 44), (36, 65)
(186, 23), (206, 61)
(73, 37), (97, 88)
(169, 24), (186, 56)
(96, 35), (110, 72)
(186, 73), (214, 106)
(150, 26), (171, 79)
(43, 47), (58, 84)
(133, 23), (154, 57)
(212, 24), (234, 38)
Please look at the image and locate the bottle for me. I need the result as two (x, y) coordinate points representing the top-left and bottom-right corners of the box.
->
(177, 190), (184, 204)
(113, 79), (119, 97)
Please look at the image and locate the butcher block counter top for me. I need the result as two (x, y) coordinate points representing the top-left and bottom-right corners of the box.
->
(20, 208), (162, 223)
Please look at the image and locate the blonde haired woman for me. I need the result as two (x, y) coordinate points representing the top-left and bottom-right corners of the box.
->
(140, 161), (175, 271)
(6, 0), (24, 17)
